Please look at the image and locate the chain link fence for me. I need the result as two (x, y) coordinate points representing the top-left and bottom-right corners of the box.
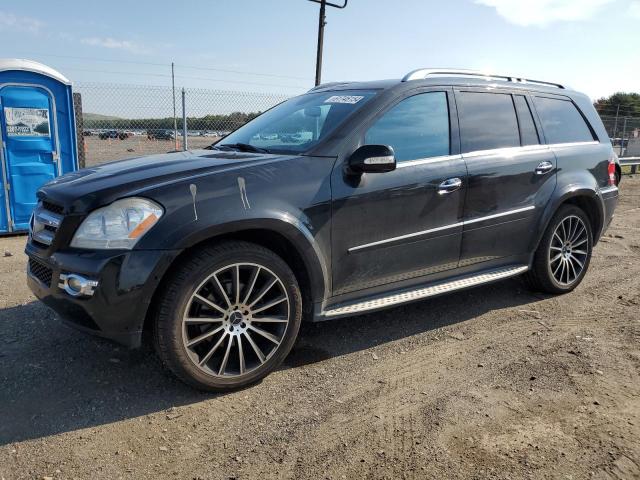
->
(73, 83), (640, 166)
(598, 114), (640, 157)
(73, 82), (293, 166)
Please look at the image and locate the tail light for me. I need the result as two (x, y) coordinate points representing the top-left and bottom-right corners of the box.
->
(608, 153), (618, 186)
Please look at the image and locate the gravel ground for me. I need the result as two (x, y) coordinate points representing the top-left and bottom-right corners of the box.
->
(0, 177), (639, 480)
(83, 136), (219, 167)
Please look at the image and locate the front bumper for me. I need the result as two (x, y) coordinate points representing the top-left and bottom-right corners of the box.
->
(26, 243), (181, 348)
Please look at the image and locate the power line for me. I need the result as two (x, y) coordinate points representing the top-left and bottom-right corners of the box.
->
(7, 50), (313, 81)
(60, 67), (308, 90)
(176, 64), (311, 81)
(175, 75), (307, 90)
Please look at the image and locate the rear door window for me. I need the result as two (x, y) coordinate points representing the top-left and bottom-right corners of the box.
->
(513, 95), (539, 146)
(457, 92), (520, 153)
(532, 96), (594, 144)
(364, 91), (450, 162)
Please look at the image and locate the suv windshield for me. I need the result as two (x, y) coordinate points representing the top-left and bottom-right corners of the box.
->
(214, 90), (377, 154)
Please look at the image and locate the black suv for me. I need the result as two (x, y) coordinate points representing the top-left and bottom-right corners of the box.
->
(98, 130), (128, 140)
(147, 129), (175, 140)
(26, 69), (620, 391)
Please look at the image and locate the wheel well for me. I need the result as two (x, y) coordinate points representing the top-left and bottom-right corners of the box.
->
(141, 229), (314, 343)
(561, 195), (602, 240)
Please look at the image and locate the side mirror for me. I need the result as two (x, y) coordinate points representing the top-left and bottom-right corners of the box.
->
(348, 145), (396, 173)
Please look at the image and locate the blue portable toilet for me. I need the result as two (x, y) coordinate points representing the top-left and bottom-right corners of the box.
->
(0, 59), (78, 233)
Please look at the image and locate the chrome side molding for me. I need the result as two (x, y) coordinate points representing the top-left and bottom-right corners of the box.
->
(348, 205), (535, 253)
(463, 205), (535, 226)
(323, 265), (529, 317)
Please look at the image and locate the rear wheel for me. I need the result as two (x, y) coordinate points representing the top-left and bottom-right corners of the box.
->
(526, 205), (593, 294)
(154, 242), (302, 391)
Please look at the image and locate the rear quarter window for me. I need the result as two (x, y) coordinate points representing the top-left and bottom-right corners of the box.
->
(532, 96), (595, 144)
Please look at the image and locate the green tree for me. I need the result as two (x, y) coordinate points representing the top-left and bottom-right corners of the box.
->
(83, 111), (262, 131)
(594, 92), (640, 117)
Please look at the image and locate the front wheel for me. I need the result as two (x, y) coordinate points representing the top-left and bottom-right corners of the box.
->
(526, 205), (593, 294)
(154, 242), (302, 391)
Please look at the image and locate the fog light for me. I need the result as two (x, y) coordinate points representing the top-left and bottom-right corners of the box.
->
(58, 273), (99, 297)
(67, 276), (83, 292)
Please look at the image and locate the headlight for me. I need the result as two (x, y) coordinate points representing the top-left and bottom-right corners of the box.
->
(71, 197), (163, 249)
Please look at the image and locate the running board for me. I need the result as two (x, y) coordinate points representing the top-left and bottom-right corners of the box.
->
(322, 265), (529, 318)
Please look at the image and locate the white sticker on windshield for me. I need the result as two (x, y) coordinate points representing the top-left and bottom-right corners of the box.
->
(324, 95), (364, 105)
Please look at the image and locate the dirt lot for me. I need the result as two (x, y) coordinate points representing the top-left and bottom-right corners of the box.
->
(0, 178), (639, 480)
(83, 136), (219, 167)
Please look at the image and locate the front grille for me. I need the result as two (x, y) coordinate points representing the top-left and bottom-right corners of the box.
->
(30, 202), (64, 247)
(42, 201), (64, 215)
(28, 258), (53, 287)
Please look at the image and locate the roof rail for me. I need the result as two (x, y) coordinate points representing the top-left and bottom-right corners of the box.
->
(402, 68), (566, 89)
(308, 81), (352, 92)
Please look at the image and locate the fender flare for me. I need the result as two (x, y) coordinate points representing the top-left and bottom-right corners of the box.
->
(168, 213), (330, 303)
(530, 183), (605, 255)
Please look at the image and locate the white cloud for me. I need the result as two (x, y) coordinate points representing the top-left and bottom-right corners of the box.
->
(629, 1), (640, 17)
(0, 10), (44, 34)
(475, 0), (615, 26)
(81, 37), (151, 55)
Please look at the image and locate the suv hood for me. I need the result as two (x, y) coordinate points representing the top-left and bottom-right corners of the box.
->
(38, 149), (289, 214)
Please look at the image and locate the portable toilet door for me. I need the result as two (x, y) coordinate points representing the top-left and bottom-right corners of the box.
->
(0, 59), (78, 233)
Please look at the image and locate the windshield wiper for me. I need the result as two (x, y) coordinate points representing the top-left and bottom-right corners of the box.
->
(212, 143), (270, 154)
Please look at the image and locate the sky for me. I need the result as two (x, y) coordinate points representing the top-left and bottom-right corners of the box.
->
(0, 0), (639, 101)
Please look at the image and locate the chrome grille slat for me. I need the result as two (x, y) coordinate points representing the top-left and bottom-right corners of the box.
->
(30, 201), (64, 247)
(32, 229), (55, 246)
(34, 210), (62, 228)
(42, 201), (64, 215)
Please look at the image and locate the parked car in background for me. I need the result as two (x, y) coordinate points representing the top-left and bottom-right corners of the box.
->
(26, 68), (620, 392)
(147, 129), (175, 140)
(98, 130), (129, 140)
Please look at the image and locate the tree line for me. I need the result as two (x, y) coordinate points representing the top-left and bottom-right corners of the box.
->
(594, 92), (640, 117)
(83, 111), (262, 131)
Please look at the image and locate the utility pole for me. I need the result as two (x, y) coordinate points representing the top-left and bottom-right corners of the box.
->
(308, 0), (348, 86)
(182, 88), (188, 151)
(620, 116), (627, 156)
(171, 62), (178, 150)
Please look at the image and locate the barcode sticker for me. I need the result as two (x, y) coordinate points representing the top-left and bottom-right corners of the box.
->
(324, 95), (364, 104)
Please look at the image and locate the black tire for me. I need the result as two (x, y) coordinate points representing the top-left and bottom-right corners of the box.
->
(154, 241), (302, 391)
(526, 205), (593, 294)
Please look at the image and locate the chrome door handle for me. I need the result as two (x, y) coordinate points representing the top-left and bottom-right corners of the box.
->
(535, 161), (554, 174)
(437, 177), (462, 195)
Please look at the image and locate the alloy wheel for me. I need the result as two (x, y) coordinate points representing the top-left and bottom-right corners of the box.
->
(182, 263), (290, 377)
(549, 215), (589, 286)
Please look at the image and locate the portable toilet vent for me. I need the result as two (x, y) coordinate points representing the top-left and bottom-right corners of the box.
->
(0, 59), (78, 234)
